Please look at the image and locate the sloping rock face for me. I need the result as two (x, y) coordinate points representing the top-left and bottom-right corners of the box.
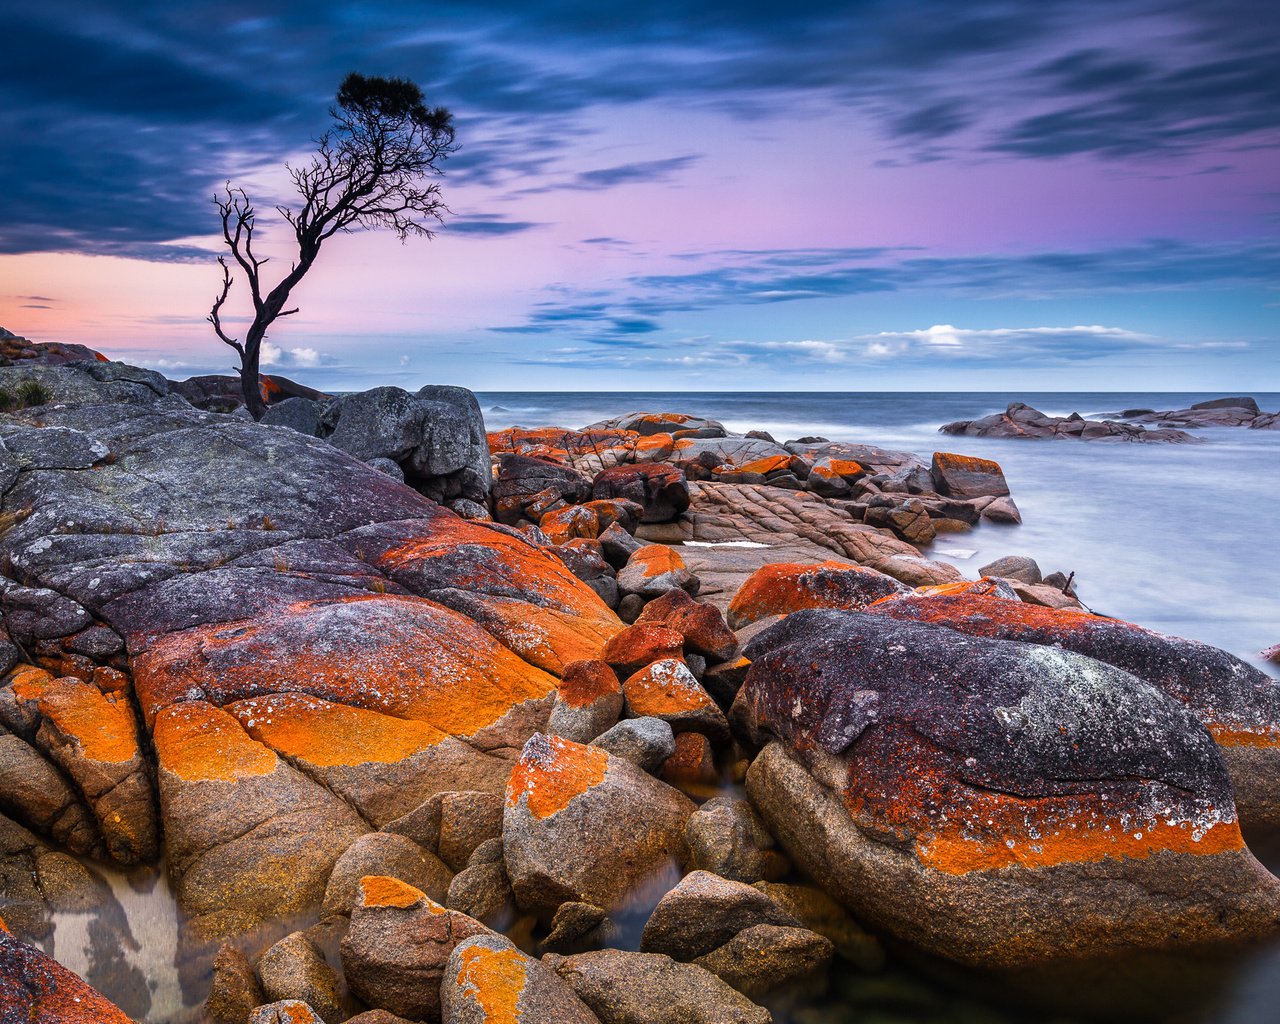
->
(868, 591), (1280, 830)
(0, 924), (136, 1022)
(0, 365), (620, 940)
(940, 402), (1202, 443)
(734, 609), (1280, 967)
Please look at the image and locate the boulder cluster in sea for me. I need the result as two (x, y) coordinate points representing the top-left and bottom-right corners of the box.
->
(942, 397), (1278, 442)
(0, 334), (1279, 1024)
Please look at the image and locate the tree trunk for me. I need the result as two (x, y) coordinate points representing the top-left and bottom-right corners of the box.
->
(239, 338), (267, 420)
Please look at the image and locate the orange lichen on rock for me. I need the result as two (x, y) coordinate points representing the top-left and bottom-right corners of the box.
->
(908, 577), (1017, 600)
(440, 594), (618, 677)
(628, 545), (686, 579)
(153, 701), (277, 783)
(910, 794), (1244, 876)
(454, 943), (528, 1022)
(8, 665), (55, 701)
(133, 594), (558, 739)
(540, 505), (600, 544)
(842, 722), (1245, 877)
(623, 659), (716, 717)
(735, 455), (792, 476)
(488, 427), (638, 460)
(633, 433), (675, 458)
(821, 458), (865, 478)
(1207, 725), (1280, 748)
(727, 561), (906, 629)
(357, 875), (437, 910)
(930, 452), (1010, 498)
(557, 660), (621, 709)
(227, 693), (452, 766)
(35, 677), (140, 764)
(603, 624), (686, 675)
(374, 517), (617, 627)
(507, 733), (608, 819)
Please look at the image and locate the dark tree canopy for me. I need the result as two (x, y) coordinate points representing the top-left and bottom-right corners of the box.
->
(209, 72), (456, 418)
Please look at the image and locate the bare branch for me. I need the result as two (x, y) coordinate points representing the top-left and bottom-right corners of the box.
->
(207, 256), (244, 355)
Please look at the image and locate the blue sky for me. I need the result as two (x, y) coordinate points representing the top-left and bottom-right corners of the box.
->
(0, 0), (1277, 390)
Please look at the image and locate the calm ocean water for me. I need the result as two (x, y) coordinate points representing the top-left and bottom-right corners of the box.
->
(479, 391), (1280, 677)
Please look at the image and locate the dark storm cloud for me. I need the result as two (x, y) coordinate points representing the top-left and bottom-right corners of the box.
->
(4, 1), (1277, 259)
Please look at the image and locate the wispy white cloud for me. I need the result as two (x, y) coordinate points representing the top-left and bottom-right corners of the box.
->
(260, 342), (326, 369)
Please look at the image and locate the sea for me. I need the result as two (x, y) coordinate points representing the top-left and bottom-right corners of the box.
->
(40, 391), (1280, 1024)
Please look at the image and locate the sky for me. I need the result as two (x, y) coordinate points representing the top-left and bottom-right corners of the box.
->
(1, 0), (1277, 392)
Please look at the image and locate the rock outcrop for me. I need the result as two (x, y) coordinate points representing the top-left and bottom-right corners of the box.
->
(868, 590), (1280, 829)
(734, 609), (1280, 967)
(1115, 396), (1279, 432)
(940, 402), (1202, 443)
(0, 362), (620, 944)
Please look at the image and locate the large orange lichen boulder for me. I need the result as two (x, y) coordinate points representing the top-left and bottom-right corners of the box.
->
(154, 701), (369, 926)
(726, 561), (908, 630)
(735, 609), (1280, 967)
(929, 452), (1009, 499)
(0, 371), (626, 957)
(868, 591), (1280, 830)
(503, 733), (695, 916)
(0, 927), (136, 1022)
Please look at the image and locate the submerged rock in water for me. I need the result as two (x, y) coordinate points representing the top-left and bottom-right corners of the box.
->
(735, 609), (1280, 967)
(867, 591), (1280, 831)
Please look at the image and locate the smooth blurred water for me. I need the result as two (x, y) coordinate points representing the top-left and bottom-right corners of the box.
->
(480, 391), (1280, 675)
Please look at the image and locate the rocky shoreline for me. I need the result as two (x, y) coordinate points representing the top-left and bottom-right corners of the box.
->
(1, 337), (1279, 1024)
(940, 397), (1278, 442)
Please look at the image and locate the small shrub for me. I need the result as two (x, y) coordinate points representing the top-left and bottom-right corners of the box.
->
(17, 381), (52, 407)
(0, 388), (16, 412)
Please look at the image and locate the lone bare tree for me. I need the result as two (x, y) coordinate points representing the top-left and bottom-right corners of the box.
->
(209, 72), (456, 418)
